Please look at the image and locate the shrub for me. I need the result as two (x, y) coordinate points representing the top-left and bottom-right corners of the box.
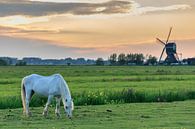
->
(0, 88), (194, 109)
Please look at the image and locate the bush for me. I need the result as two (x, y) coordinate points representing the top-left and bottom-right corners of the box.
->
(0, 59), (7, 66)
(16, 61), (27, 66)
(0, 88), (194, 109)
(96, 58), (104, 66)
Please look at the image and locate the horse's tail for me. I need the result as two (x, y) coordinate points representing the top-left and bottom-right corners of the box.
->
(21, 78), (26, 114)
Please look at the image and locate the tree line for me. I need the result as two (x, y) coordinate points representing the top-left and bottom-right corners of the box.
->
(96, 53), (157, 66)
(0, 59), (27, 66)
(0, 59), (7, 66)
(0, 53), (158, 66)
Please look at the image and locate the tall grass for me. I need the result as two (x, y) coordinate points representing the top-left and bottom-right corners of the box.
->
(0, 88), (194, 109)
(74, 88), (195, 105)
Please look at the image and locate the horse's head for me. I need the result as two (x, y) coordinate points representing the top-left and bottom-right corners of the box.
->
(64, 98), (74, 119)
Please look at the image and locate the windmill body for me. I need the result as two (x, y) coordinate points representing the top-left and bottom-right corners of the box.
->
(157, 27), (180, 64)
(165, 42), (178, 63)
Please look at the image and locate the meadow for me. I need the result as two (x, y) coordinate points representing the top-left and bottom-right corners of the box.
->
(0, 66), (195, 108)
(0, 66), (195, 129)
(1, 101), (195, 129)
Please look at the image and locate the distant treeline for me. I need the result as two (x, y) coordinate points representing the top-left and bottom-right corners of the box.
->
(0, 53), (195, 66)
(96, 53), (157, 66)
(0, 57), (96, 66)
(0, 54), (157, 66)
(0, 59), (7, 66)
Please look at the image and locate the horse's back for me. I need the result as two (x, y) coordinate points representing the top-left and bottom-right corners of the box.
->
(23, 74), (64, 96)
(24, 73), (62, 80)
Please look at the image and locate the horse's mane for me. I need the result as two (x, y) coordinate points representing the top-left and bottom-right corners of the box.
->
(59, 75), (72, 103)
(59, 76), (74, 110)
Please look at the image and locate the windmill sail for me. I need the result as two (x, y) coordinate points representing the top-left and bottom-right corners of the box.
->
(156, 27), (180, 64)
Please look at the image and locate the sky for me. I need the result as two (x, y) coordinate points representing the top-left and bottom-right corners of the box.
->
(0, 0), (194, 59)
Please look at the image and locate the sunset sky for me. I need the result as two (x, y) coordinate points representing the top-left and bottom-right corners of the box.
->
(0, 0), (194, 59)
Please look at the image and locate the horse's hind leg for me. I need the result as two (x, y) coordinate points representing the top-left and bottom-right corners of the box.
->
(25, 90), (33, 117)
(30, 90), (34, 100)
(55, 97), (61, 118)
(43, 95), (53, 117)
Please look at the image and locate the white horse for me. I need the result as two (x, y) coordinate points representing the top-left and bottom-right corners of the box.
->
(21, 74), (74, 118)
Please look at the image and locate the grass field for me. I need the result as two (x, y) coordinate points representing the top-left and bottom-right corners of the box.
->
(0, 66), (195, 108)
(0, 100), (194, 129)
(0, 66), (195, 128)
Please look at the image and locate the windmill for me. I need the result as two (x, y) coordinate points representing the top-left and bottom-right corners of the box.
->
(156, 27), (180, 64)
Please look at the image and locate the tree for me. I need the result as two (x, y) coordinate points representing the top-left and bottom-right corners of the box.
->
(118, 53), (126, 65)
(126, 53), (135, 64)
(0, 59), (7, 66)
(65, 57), (73, 65)
(109, 53), (117, 65)
(135, 53), (144, 65)
(126, 53), (144, 65)
(146, 55), (157, 65)
(16, 61), (27, 66)
(96, 58), (104, 66)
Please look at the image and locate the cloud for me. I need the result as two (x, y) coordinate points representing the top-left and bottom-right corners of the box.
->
(0, 0), (132, 17)
(0, 0), (191, 17)
(0, 25), (95, 36)
(0, 15), (49, 25)
(30, 0), (111, 3)
(132, 4), (191, 15)
(0, 26), (52, 35)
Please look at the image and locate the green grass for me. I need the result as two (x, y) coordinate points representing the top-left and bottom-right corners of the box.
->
(0, 100), (194, 129)
(0, 66), (195, 128)
(0, 66), (195, 108)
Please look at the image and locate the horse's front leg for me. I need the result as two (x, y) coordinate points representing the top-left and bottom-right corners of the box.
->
(55, 97), (61, 118)
(43, 95), (53, 117)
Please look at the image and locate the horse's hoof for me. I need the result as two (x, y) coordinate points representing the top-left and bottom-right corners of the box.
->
(55, 113), (61, 118)
(43, 111), (48, 117)
(27, 112), (32, 117)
